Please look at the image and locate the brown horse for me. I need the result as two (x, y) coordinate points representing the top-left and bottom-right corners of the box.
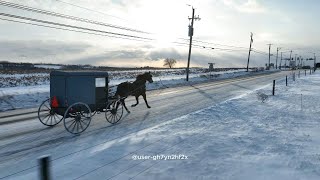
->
(115, 72), (153, 113)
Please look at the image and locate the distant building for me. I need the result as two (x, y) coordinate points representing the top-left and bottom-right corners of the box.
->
(0, 61), (34, 70)
(289, 61), (296, 68)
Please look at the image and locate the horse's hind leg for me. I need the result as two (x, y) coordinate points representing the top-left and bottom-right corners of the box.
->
(131, 95), (139, 107)
(121, 99), (130, 113)
(142, 93), (151, 108)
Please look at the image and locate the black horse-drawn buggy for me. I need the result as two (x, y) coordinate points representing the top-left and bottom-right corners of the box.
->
(38, 71), (153, 134)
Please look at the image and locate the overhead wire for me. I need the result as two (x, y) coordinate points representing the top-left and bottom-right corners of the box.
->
(171, 41), (247, 53)
(0, 0), (150, 34)
(0, 17), (151, 42)
(251, 48), (269, 55)
(54, 0), (287, 56)
(0, 12), (154, 41)
(0, 0), (264, 53)
(178, 38), (248, 50)
(0, 0), (286, 61)
(55, 0), (128, 22)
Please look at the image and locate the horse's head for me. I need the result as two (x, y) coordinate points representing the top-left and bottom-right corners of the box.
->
(144, 71), (153, 83)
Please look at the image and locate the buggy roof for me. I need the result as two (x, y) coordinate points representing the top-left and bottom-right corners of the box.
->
(50, 71), (108, 77)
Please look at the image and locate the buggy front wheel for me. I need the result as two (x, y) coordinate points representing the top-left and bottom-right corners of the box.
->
(105, 100), (123, 124)
(63, 102), (92, 134)
(38, 98), (63, 126)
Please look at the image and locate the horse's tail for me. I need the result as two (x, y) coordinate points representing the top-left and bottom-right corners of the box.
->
(114, 85), (124, 100)
(114, 88), (120, 98)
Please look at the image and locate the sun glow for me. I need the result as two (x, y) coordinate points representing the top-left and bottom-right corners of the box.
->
(154, 32), (178, 48)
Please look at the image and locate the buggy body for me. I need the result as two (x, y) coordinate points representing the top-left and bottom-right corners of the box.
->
(37, 71), (124, 134)
(50, 71), (109, 115)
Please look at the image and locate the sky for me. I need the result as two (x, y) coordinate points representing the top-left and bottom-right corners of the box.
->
(0, 0), (319, 68)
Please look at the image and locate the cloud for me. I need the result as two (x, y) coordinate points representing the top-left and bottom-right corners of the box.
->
(69, 49), (147, 65)
(222, 0), (266, 14)
(146, 48), (184, 61)
(237, 0), (266, 13)
(0, 40), (91, 62)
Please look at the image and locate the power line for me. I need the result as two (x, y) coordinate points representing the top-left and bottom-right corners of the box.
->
(251, 50), (269, 56)
(55, 0), (127, 22)
(193, 39), (248, 50)
(0, 0), (150, 34)
(251, 48), (269, 55)
(0, 15), (244, 53)
(0, 12), (153, 41)
(178, 38), (248, 50)
(0, 17), (150, 42)
(194, 45), (247, 52)
(172, 41), (247, 52)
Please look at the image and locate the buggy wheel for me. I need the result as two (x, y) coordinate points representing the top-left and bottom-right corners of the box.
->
(38, 98), (63, 126)
(105, 100), (123, 124)
(63, 102), (91, 134)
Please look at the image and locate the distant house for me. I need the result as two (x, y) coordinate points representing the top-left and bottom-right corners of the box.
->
(289, 61), (296, 68)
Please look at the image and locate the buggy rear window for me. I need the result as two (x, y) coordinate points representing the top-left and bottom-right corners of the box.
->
(95, 78), (106, 87)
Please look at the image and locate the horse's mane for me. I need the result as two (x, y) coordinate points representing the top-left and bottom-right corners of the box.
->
(136, 73), (146, 81)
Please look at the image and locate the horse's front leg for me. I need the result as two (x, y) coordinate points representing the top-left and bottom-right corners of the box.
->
(142, 93), (151, 108)
(131, 95), (139, 107)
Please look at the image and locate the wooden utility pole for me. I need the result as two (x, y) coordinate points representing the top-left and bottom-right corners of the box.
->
(314, 53), (317, 71)
(276, 47), (281, 69)
(279, 52), (283, 69)
(267, 44), (272, 69)
(246, 32), (253, 72)
(186, 6), (200, 81)
(294, 54), (297, 69)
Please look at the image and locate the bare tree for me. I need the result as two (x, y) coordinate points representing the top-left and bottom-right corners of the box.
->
(163, 58), (177, 68)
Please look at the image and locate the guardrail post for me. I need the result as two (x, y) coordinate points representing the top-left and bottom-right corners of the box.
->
(310, 68), (312, 75)
(298, 71), (300, 78)
(305, 70), (306, 76)
(272, 80), (275, 96)
(286, 76), (288, 86)
(39, 156), (51, 180)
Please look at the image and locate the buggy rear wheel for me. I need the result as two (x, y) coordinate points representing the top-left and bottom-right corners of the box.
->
(63, 102), (91, 134)
(38, 98), (63, 126)
(105, 100), (123, 124)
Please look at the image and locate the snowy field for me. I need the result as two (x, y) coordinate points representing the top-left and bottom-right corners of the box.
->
(1, 71), (320, 179)
(0, 68), (260, 112)
(130, 72), (320, 180)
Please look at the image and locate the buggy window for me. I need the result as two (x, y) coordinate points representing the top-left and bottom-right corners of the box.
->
(95, 78), (106, 87)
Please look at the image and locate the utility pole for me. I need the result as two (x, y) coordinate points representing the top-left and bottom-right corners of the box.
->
(299, 56), (302, 69)
(267, 44), (272, 69)
(246, 32), (253, 72)
(289, 50), (292, 69)
(186, 6), (200, 81)
(294, 54), (298, 69)
(276, 47), (281, 69)
(279, 52), (283, 69)
(314, 53), (316, 71)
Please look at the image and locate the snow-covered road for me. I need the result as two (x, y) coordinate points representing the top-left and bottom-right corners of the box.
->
(2, 70), (319, 180)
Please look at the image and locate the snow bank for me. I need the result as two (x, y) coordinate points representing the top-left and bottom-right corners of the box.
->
(130, 72), (320, 179)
